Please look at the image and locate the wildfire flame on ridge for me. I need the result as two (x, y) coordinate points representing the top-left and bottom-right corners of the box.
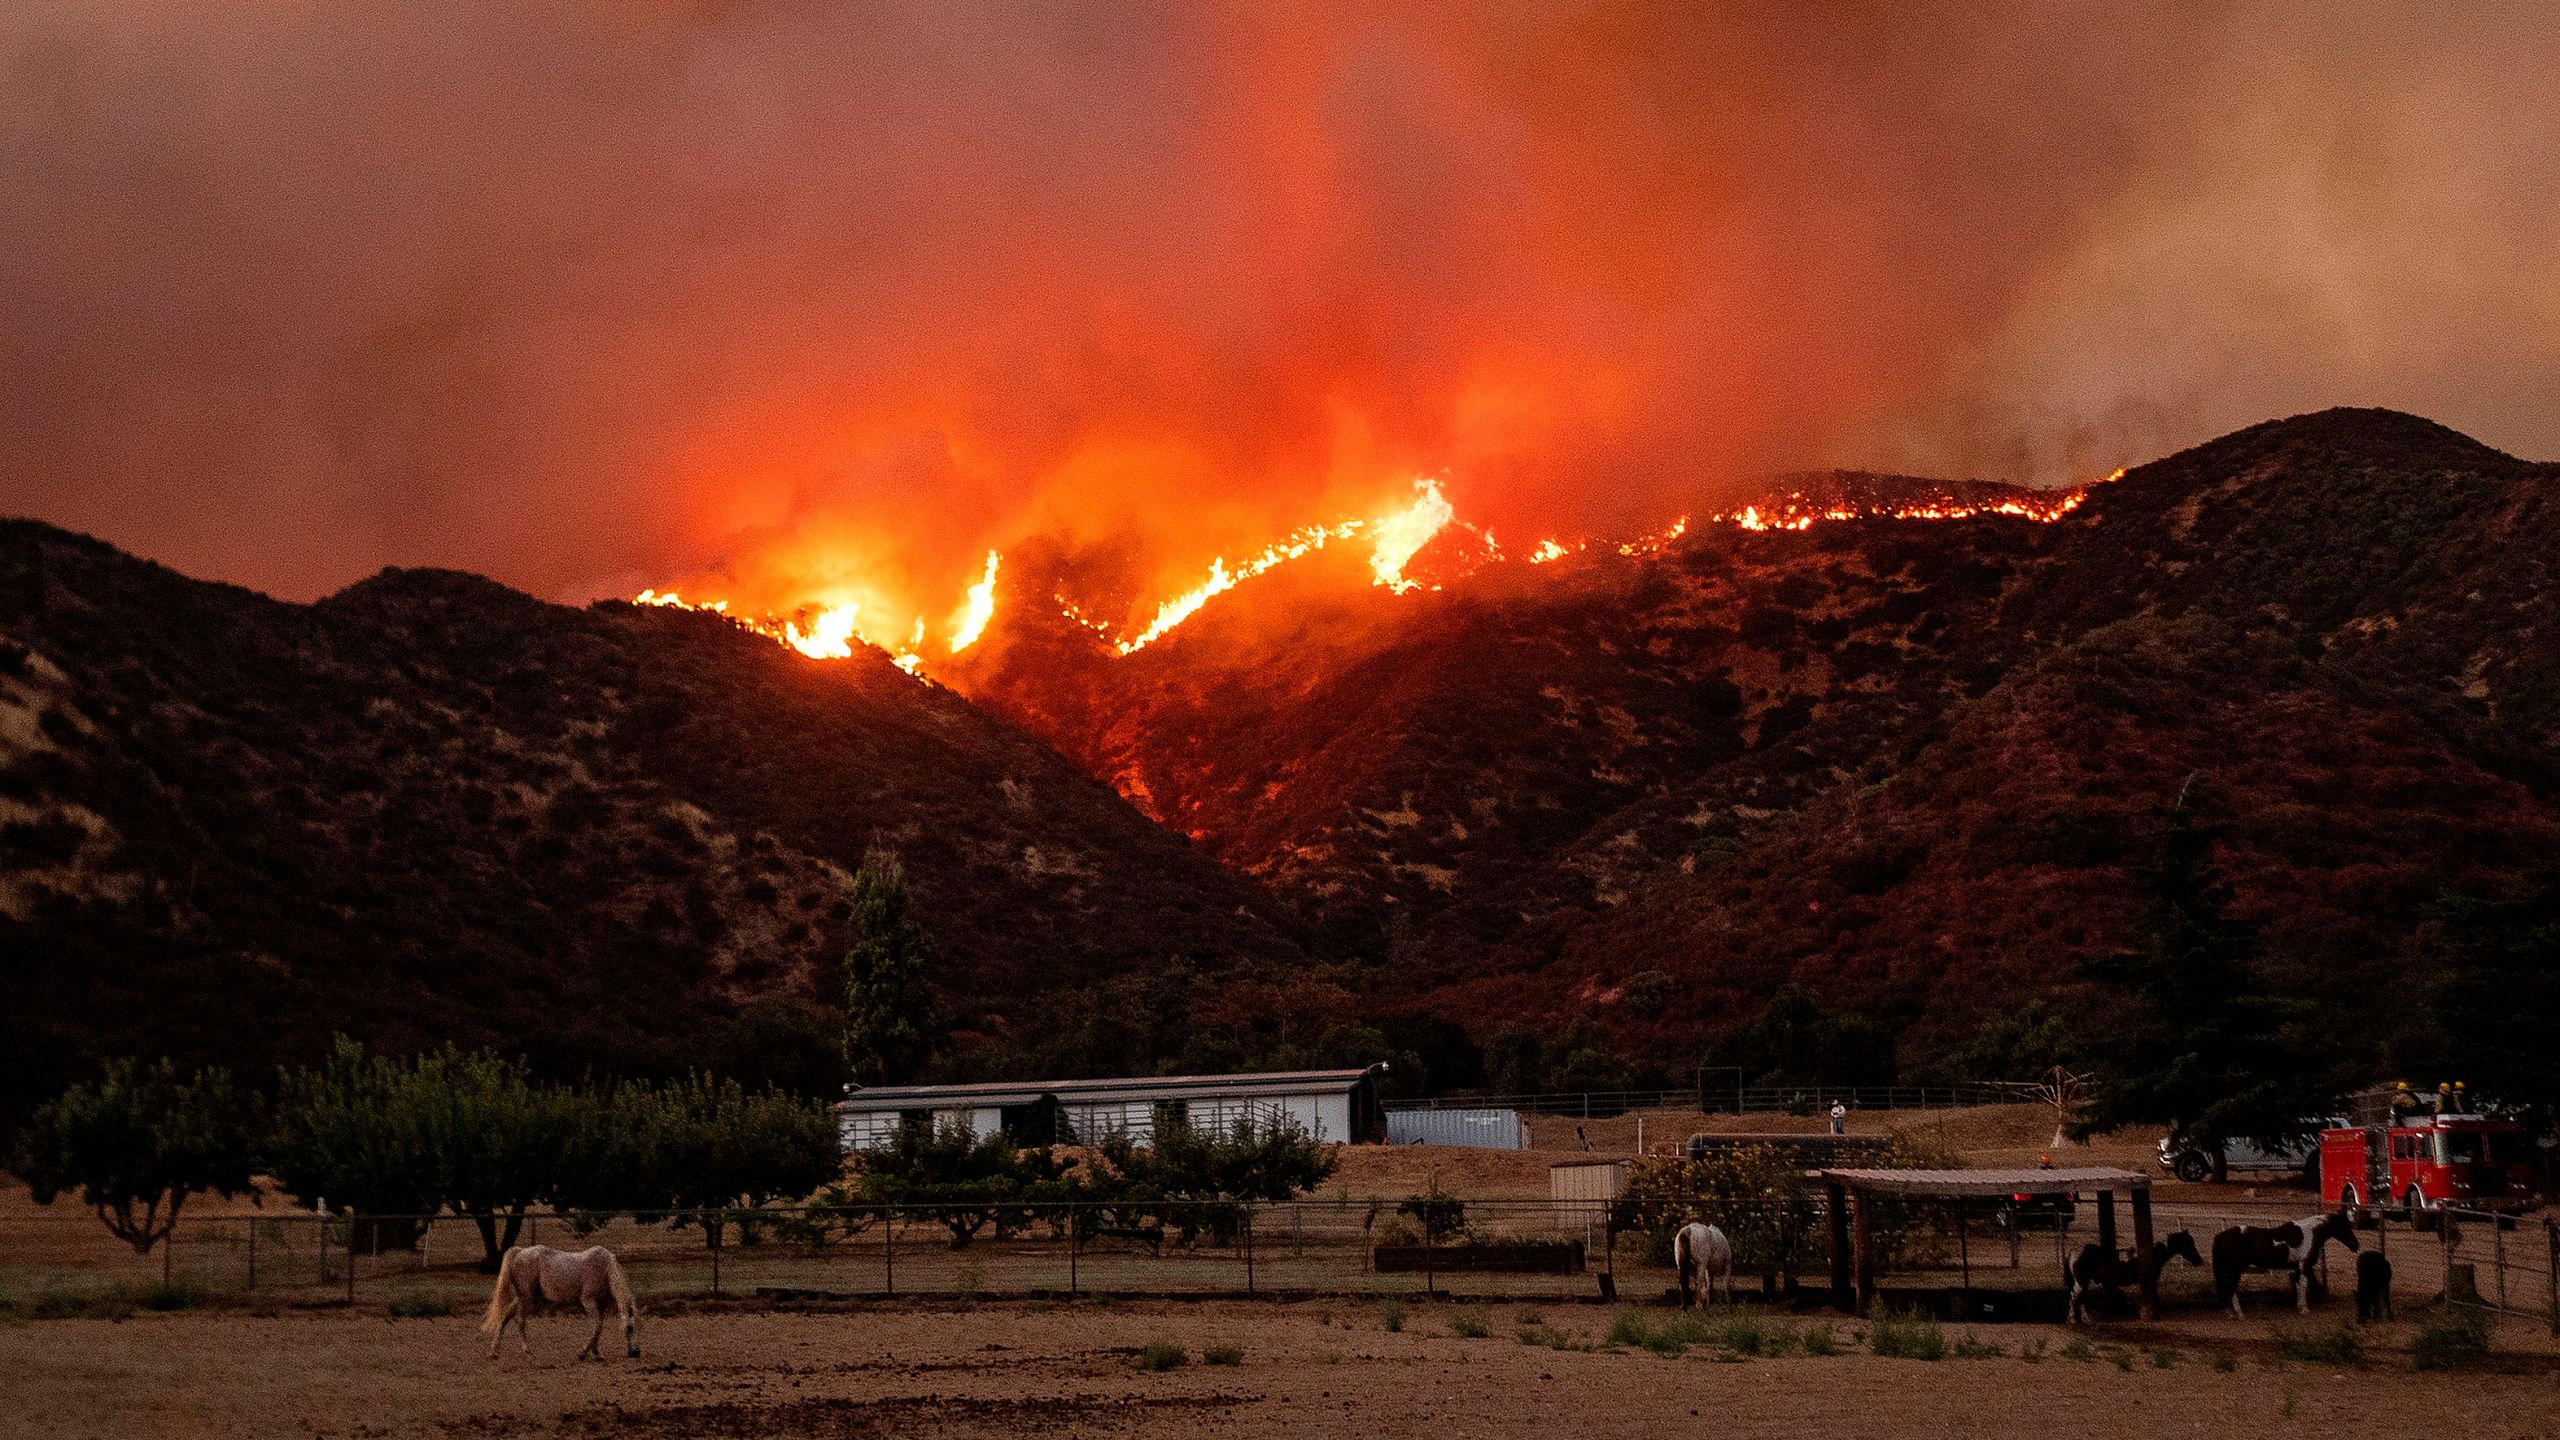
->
(633, 468), (2123, 675)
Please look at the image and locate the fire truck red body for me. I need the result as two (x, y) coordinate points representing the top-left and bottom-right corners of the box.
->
(2319, 1113), (2537, 1212)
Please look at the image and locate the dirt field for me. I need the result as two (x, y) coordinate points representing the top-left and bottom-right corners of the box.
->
(4, 1295), (2557, 1440)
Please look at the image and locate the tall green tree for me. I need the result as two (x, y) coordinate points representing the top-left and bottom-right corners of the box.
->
(2423, 880), (2560, 1121)
(2070, 786), (2329, 1175)
(842, 852), (944, 1086)
(271, 1040), (579, 1267)
(13, 1058), (261, 1256)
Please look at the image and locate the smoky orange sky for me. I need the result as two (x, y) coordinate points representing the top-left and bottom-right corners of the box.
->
(6, 2), (2558, 624)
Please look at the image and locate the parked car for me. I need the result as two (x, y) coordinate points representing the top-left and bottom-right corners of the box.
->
(2155, 1120), (2343, 1183)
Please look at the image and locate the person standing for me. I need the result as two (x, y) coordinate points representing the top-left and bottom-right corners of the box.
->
(1829, 1099), (1847, 1136)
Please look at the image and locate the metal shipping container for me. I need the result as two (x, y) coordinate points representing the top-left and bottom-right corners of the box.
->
(1385, 1107), (1529, 1150)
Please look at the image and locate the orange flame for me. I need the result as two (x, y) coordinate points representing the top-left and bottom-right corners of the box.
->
(636, 468), (2123, 670)
(1112, 477), (1454, 654)
(946, 550), (1001, 654)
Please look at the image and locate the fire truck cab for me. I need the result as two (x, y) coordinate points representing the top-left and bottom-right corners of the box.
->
(2319, 1113), (2537, 1213)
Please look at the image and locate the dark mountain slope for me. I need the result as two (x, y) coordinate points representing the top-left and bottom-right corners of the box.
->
(1509, 618), (2560, 1074)
(0, 523), (1305, 1112)
(956, 409), (2560, 1086)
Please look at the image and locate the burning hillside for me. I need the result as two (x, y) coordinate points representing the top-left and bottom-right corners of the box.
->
(633, 468), (2119, 677)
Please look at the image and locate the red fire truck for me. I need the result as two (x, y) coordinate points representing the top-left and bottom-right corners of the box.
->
(2319, 1111), (2539, 1213)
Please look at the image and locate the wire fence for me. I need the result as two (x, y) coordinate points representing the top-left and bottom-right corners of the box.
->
(1385, 1085), (2017, 1118)
(20, 1193), (2538, 1326)
(2436, 1207), (2560, 1333)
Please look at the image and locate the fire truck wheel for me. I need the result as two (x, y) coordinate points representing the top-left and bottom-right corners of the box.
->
(2338, 1183), (2361, 1212)
(2173, 1153), (2209, 1183)
(2404, 1187), (2437, 1228)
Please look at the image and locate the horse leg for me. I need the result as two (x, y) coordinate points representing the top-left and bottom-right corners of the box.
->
(581, 1296), (603, 1361)
(515, 1302), (534, 1358)
(2294, 1268), (2309, 1315)
(487, 1292), (513, 1360)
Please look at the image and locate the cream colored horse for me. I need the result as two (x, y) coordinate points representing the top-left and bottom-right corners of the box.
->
(480, 1244), (639, 1360)
(1673, 1222), (1732, 1308)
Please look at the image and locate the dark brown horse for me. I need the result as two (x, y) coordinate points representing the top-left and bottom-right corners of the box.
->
(2211, 1212), (2357, 1317)
(2064, 1229), (2202, 1322)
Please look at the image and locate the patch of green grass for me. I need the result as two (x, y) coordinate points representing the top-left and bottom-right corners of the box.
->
(1136, 1342), (1188, 1372)
(2016, 1336), (2047, 1364)
(1514, 1309), (1544, 1326)
(2, 1280), (213, 1324)
(1202, 1344), (1244, 1366)
(1448, 1310), (1488, 1339)
(1798, 1324), (1840, 1357)
(2147, 1345), (2180, 1369)
(1380, 1300), (1405, 1334)
(2058, 1337), (2096, 1363)
(1951, 1335), (2003, 1360)
(2410, 1306), (2490, 1371)
(1712, 1310), (1794, 1358)
(1608, 1310), (1714, 1358)
(2208, 1348), (2238, 1373)
(137, 1281), (205, 1313)
(2271, 1320), (2362, 1369)
(2108, 1347), (2135, 1372)
(385, 1290), (454, 1320)
(1517, 1324), (1572, 1349)
(1866, 1308), (1945, 1362)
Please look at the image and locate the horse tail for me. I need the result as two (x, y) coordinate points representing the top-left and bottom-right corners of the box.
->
(480, 1248), (520, 1335)
(600, 1247), (637, 1319)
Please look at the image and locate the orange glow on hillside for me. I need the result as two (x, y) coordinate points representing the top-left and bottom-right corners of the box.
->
(633, 467), (2122, 675)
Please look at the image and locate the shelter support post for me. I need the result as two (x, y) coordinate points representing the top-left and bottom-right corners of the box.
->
(2130, 1187), (2157, 1321)
(1827, 1182), (1852, 1311)
(1852, 1192), (1875, 1316)
(2097, 1190), (2117, 1253)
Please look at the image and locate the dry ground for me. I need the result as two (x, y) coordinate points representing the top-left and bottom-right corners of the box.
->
(4, 1295), (2557, 1440)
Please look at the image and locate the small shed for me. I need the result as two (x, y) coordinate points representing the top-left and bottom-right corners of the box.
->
(1549, 1158), (1626, 1224)
(1815, 1166), (2156, 1317)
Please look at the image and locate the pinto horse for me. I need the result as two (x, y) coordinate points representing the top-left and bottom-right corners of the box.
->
(1673, 1222), (1733, 1308)
(480, 1244), (640, 1361)
(2064, 1229), (2202, 1323)
(2210, 1212), (2357, 1317)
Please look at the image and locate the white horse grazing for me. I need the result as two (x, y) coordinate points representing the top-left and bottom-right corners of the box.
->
(480, 1244), (639, 1361)
(1673, 1222), (1733, 1308)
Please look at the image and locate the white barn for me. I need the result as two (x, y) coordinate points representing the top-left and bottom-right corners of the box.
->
(836, 1066), (1386, 1153)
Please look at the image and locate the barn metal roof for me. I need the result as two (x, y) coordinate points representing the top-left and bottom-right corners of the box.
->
(837, 1066), (1382, 1113)
(1815, 1166), (2149, 1197)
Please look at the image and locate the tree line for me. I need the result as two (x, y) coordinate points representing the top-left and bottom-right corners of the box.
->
(11, 1041), (1341, 1274)
(12, 1040), (840, 1273)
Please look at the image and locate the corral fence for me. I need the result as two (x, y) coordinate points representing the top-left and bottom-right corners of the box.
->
(2435, 1207), (2560, 1334)
(12, 1195), (2546, 1328)
(1385, 1084), (2015, 1120)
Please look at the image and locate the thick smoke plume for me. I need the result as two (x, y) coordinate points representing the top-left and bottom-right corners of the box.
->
(6, 2), (2557, 621)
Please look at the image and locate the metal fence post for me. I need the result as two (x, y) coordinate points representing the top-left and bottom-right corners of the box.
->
(2546, 1220), (2557, 1336)
(709, 1212), (721, 1299)
(1069, 1204), (1080, 1297)
(884, 1204), (896, 1296)
(1243, 1207), (1255, 1297)
(2494, 1218), (2508, 1311)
